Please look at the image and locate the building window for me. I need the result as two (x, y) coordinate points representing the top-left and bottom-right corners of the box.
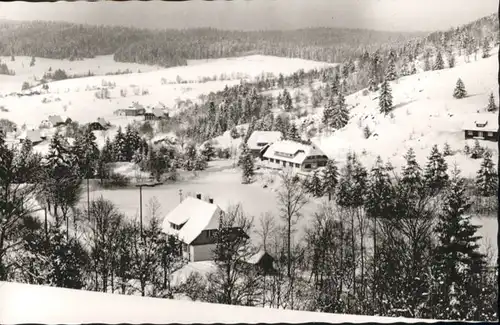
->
(295, 163), (300, 168)
(305, 164), (312, 169)
(289, 162), (294, 167)
(488, 132), (493, 136)
(270, 159), (274, 163)
(467, 130), (473, 135)
(478, 131), (483, 137)
(318, 161), (326, 167)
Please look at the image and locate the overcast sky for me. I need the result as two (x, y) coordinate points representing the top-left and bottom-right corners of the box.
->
(0, 0), (496, 32)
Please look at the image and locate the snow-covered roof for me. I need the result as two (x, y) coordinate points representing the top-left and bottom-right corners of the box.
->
(162, 196), (223, 244)
(19, 129), (45, 143)
(462, 114), (498, 133)
(48, 115), (64, 125)
(0, 281), (438, 324)
(247, 131), (283, 150)
(262, 140), (327, 164)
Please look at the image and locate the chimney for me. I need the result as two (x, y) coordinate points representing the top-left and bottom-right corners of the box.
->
(209, 198), (214, 204)
(196, 193), (202, 200)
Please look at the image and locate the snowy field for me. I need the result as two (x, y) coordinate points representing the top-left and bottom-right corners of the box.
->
(0, 281), (436, 324)
(0, 54), (335, 130)
(310, 47), (499, 178)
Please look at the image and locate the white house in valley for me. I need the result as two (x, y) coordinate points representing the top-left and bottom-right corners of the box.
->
(261, 140), (329, 172)
(161, 194), (224, 262)
(246, 131), (283, 157)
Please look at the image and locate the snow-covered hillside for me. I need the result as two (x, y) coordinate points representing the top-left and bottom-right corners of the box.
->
(0, 55), (162, 94)
(0, 55), (334, 132)
(0, 281), (439, 324)
(312, 48), (499, 178)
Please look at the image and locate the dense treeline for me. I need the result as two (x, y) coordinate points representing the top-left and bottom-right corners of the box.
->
(0, 20), (423, 66)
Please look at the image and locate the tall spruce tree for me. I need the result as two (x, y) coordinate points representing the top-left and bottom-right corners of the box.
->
(431, 166), (487, 321)
(475, 150), (498, 197)
(433, 51), (445, 70)
(424, 145), (449, 193)
(453, 78), (467, 99)
(287, 122), (300, 141)
(305, 169), (324, 197)
(385, 51), (397, 81)
(239, 144), (254, 184)
(482, 37), (491, 58)
(486, 92), (497, 112)
(379, 79), (393, 115)
(322, 159), (339, 201)
(400, 147), (423, 193)
(330, 93), (349, 130)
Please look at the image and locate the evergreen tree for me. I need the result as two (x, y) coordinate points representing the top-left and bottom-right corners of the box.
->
(486, 92), (497, 112)
(475, 150), (498, 197)
(424, 53), (432, 71)
(379, 79), (393, 115)
(385, 51), (397, 81)
(433, 51), (445, 70)
(453, 78), (467, 99)
(113, 126), (127, 162)
(400, 147), (423, 192)
(368, 76), (378, 92)
(423, 145), (449, 193)
(482, 37), (491, 58)
(230, 126), (240, 139)
(239, 145), (254, 184)
(322, 94), (335, 128)
(124, 125), (141, 162)
(194, 154), (208, 171)
(322, 159), (339, 201)
(287, 122), (300, 141)
(200, 141), (216, 161)
(443, 142), (452, 156)
(470, 140), (484, 159)
(447, 49), (456, 68)
(365, 156), (394, 223)
(331, 74), (340, 96)
(73, 128), (99, 178)
(30, 56), (36, 67)
(305, 169), (324, 197)
(330, 93), (349, 130)
(282, 89), (293, 111)
(431, 166), (487, 321)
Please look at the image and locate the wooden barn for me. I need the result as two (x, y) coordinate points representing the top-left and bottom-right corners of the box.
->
(462, 114), (498, 142)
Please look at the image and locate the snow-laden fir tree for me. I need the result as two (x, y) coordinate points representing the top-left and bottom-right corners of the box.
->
(470, 139), (484, 159)
(368, 76), (378, 92)
(378, 79), (393, 115)
(482, 37), (491, 58)
(322, 159), (339, 201)
(305, 169), (324, 197)
(400, 147), (423, 192)
(486, 92), (497, 112)
(30, 56), (36, 67)
(385, 51), (397, 81)
(433, 51), (445, 70)
(282, 89), (293, 111)
(443, 142), (452, 156)
(230, 126), (240, 139)
(453, 78), (467, 99)
(322, 94), (335, 129)
(423, 144), (449, 193)
(193, 154), (208, 171)
(424, 53), (432, 71)
(200, 141), (216, 161)
(113, 126), (127, 162)
(365, 156), (394, 219)
(430, 165), (486, 321)
(287, 122), (300, 141)
(72, 128), (99, 178)
(475, 150), (498, 197)
(330, 92), (349, 130)
(336, 152), (367, 208)
(447, 49), (456, 68)
(239, 144), (254, 184)
(331, 74), (340, 97)
(400, 55), (410, 77)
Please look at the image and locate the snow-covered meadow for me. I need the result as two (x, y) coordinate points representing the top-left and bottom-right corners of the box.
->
(0, 281), (436, 324)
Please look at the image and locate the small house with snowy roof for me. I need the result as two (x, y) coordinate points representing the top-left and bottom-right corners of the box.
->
(161, 194), (248, 262)
(462, 114), (498, 142)
(261, 140), (328, 172)
(246, 131), (283, 157)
